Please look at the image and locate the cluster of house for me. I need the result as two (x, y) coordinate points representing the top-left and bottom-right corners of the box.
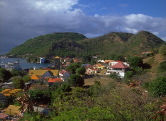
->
(0, 61), (21, 71)
(0, 56), (131, 120)
(82, 60), (130, 78)
(29, 69), (70, 85)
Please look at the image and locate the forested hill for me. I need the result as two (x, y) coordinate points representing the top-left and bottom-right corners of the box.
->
(8, 31), (164, 58)
(8, 32), (87, 57)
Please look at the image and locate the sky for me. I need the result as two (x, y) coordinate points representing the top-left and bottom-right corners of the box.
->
(0, 0), (166, 54)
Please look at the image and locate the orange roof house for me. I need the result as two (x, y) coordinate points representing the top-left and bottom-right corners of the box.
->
(104, 60), (114, 64)
(1, 89), (22, 96)
(31, 75), (41, 80)
(48, 78), (63, 83)
(28, 70), (59, 79)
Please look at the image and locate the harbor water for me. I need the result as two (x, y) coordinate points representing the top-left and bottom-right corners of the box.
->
(0, 58), (52, 69)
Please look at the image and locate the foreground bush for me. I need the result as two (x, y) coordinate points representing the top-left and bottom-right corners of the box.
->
(149, 77), (166, 97)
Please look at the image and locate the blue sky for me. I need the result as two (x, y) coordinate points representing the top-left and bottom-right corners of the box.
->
(0, 0), (166, 54)
(78, 0), (166, 17)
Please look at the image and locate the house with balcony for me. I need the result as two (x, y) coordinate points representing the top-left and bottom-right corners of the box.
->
(106, 61), (130, 78)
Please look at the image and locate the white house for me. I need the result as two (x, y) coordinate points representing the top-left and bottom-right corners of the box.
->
(106, 61), (130, 78)
(109, 60), (129, 66)
(59, 70), (70, 81)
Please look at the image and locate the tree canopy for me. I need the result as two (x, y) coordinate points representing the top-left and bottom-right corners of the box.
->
(0, 68), (12, 82)
(68, 74), (84, 87)
(66, 63), (81, 74)
(76, 67), (86, 76)
(127, 56), (143, 68)
(13, 76), (25, 89)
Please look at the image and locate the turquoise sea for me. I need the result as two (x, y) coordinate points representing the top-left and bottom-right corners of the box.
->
(0, 58), (52, 69)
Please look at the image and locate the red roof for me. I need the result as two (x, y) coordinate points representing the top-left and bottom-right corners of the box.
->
(110, 62), (129, 69)
(48, 78), (62, 83)
(116, 60), (123, 63)
(59, 70), (69, 74)
(0, 113), (8, 119)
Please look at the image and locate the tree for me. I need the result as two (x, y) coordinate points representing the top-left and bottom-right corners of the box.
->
(149, 77), (166, 97)
(82, 55), (92, 63)
(159, 44), (166, 57)
(0, 68), (12, 82)
(76, 67), (86, 76)
(13, 76), (25, 89)
(68, 74), (84, 87)
(11, 70), (26, 76)
(127, 56), (143, 68)
(66, 63), (81, 74)
(22, 75), (31, 83)
(28, 89), (51, 104)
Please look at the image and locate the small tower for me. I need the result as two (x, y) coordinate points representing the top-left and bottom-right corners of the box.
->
(54, 56), (60, 70)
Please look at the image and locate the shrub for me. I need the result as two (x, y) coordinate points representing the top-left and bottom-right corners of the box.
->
(159, 44), (166, 56)
(149, 77), (166, 97)
(124, 71), (134, 79)
(158, 61), (166, 72)
(67, 74), (84, 87)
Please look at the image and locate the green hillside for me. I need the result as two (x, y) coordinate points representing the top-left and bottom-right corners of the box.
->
(8, 32), (87, 57)
(8, 31), (164, 59)
(124, 31), (164, 56)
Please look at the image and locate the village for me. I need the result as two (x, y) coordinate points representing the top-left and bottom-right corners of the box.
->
(0, 55), (133, 120)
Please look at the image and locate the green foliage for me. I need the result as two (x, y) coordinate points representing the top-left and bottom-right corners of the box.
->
(68, 74), (84, 87)
(8, 32), (87, 57)
(51, 83), (71, 99)
(159, 43), (166, 56)
(88, 81), (103, 96)
(66, 62), (81, 74)
(0, 68), (12, 82)
(109, 73), (121, 81)
(12, 76), (25, 89)
(20, 112), (46, 121)
(127, 56), (143, 68)
(50, 84), (160, 121)
(76, 67), (86, 76)
(158, 61), (166, 72)
(51, 106), (115, 121)
(22, 75), (31, 83)
(11, 70), (26, 76)
(124, 71), (134, 79)
(82, 55), (92, 63)
(28, 89), (51, 104)
(133, 67), (145, 75)
(149, 77), (166, 97)
(8, 31), (164, 60)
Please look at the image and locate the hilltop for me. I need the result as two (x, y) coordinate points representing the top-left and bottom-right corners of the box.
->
(8, 32), (87, 57)
(8, 31), (164, 59)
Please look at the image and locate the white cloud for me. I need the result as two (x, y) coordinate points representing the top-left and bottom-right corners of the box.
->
(33, 0), (78, 11)
(0, 0), (166, 54)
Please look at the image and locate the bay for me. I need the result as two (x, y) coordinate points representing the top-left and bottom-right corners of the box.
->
(0, 58), (52, 69)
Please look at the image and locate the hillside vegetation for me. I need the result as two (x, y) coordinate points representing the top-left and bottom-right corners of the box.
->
(8, 31), (164, 59)
(8, 32), (86, 57)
